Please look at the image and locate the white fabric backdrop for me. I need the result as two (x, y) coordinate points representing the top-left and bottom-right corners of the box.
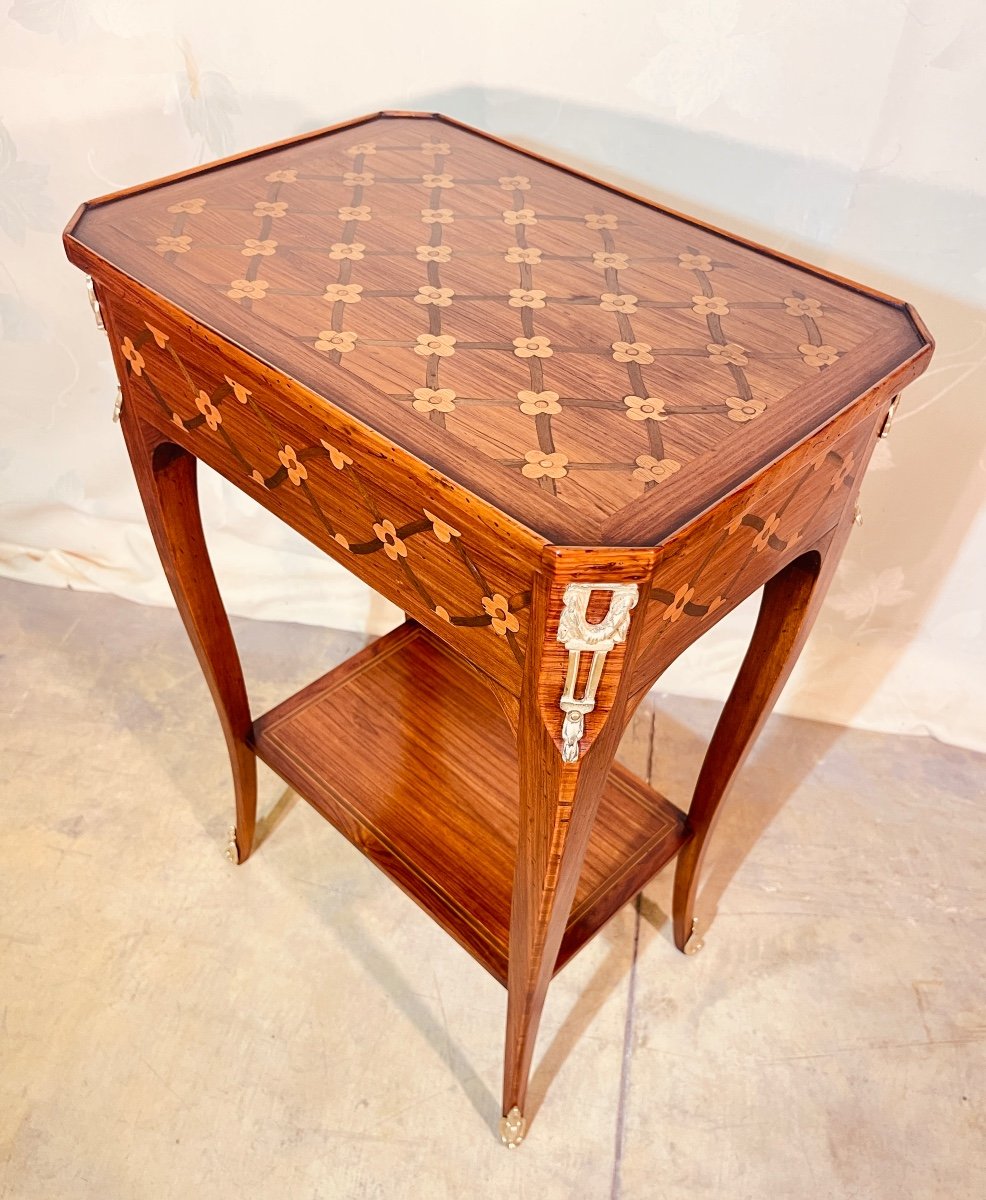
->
(1, 1), (984, 750)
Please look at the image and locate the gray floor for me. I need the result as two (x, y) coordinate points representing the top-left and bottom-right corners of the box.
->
(1, 576), (983, 1199)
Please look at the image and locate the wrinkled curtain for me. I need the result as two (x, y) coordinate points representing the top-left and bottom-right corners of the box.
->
(1, 1), (983, 749)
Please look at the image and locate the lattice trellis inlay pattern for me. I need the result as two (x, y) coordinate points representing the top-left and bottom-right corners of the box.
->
(631, 412), (872, 685)
(119, 316), (531, 666)
(79, 115), (903, 526)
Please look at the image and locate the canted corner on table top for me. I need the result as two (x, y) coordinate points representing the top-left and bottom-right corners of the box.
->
(903, 301), (935, 355)
(597, 323), (929, 550)
(63, 201), (88, 237)
(64, 243), (588, 550)
(64, 109), (402, 223)
(62, 111), (935, 558)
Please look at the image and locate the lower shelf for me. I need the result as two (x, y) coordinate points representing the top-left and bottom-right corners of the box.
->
(251, 621), (690, 985)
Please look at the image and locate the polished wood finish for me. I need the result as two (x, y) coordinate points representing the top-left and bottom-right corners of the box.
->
(504, 545), (659, 1118)
(672, 527), (843, 952)
(65, 111), (929, 547)
(65, 110), (933, 1141)
(251, 621), (689, 985)
(629, 403), (882, 703)
(119, 406), (257, 864)
(103, 287), (536, 693)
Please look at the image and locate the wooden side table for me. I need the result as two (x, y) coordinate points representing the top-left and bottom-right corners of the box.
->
(64, 111), (932, 1147)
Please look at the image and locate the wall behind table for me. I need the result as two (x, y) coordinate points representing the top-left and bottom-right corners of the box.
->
(1, 1), (983, 749)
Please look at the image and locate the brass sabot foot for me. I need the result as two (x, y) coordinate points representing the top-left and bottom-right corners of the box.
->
(224, 826), (240, 865)
(499, 1106), (526, 1148)
(684, 917), (704, 956)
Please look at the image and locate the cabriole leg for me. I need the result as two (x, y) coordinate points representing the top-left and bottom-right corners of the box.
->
(672, 524), (848, 952)
(119, 408), (257, 863)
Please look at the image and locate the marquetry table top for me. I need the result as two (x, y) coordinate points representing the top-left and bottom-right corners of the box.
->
(67, 112), (931, 546)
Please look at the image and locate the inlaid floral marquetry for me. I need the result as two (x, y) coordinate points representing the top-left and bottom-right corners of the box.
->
(66, 109), (933, 1149)
(647, 427), (867, 626)
(114, 307), (533, 678)
(70, 112), (926, 547)
(628, 410), (879, 697)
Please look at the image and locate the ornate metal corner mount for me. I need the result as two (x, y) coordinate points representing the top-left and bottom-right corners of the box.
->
(85, 275), (105, 330)
(879, 394), (900, 438)
(556, 582), (639, 763)
(499, 1106), (526, 1148)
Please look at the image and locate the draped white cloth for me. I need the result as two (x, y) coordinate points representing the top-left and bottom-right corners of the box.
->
(1, 1), (983, 750)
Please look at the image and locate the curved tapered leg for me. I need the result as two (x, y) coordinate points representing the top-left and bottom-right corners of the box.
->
(672, 525), (848, 951)
(501, 719), (621, 1144)
(119, 407), (257, 862)
(501, 557), (653, 1145)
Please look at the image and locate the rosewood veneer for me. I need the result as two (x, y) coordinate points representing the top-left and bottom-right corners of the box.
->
(64, 110), (933, 1147)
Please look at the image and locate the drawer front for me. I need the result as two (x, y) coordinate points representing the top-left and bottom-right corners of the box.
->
(631, 407), (878, 695)
(106, 292), (537, 693)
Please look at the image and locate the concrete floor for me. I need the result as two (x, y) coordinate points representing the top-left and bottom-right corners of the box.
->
(0, 575), (983, 1199)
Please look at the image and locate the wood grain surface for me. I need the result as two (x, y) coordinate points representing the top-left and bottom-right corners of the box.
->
(251, 621), (689, 985)
(630, 406), (881, 700)
(66, 111), (931, 546)
(64, 109), (935, 1138)
(103, 289), (536, 693)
